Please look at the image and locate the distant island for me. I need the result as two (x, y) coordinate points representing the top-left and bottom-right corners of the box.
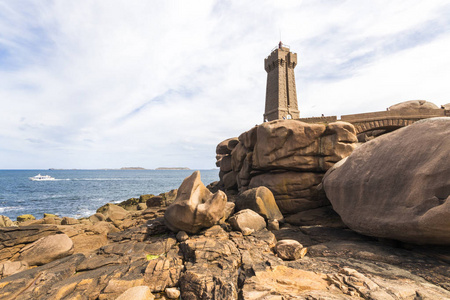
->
(49, 167), (148, 170)
(156, 167), (190, 170)
(47, 167), (191, 170)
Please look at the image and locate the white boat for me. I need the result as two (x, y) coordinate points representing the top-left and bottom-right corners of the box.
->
(29, 174), (56, 181)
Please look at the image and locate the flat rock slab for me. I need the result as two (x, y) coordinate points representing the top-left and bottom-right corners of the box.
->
(242, 265), (330, 299)
(116, 286), (154, 300)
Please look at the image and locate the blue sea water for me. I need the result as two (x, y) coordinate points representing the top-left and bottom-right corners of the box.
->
(0, 169), (219, 221)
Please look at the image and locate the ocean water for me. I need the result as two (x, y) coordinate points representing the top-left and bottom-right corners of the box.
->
(0, 169), (219, 221)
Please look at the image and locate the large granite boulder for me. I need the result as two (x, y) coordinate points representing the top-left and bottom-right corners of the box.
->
(164, 171), (227, 233)
(389, 100), (439, 110)
(248, 172), (328, 214)
(18, 233), (74, 266)
(0, 225), (63, 262)
(252, 120), (357, 172)
(235, 186), (283, 221)
(323, 117), (450, 244)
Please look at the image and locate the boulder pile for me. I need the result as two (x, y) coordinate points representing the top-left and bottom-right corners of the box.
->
(216, 119), (358, 215)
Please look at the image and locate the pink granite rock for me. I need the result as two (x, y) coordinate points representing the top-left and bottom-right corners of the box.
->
(323, 117), (450, 244)
(18, 233), (74, 266)
(164, 171), (227, 233)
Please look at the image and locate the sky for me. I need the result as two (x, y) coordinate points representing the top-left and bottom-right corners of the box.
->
(1, 0), (450, 169)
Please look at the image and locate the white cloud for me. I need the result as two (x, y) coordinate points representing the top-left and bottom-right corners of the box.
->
(0, 0), (449, 169)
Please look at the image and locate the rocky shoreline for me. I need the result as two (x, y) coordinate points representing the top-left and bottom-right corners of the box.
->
(0, 182), (449, 299)
(1, 115), (449, 299)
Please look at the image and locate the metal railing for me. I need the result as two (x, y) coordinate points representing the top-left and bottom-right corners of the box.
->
(271, 42), (290, 52)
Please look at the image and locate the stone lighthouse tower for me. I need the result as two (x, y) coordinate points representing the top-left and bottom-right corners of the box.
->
(263, 42), (299, 121)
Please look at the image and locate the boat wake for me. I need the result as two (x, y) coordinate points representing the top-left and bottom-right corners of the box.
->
(0, 206), (24, 213)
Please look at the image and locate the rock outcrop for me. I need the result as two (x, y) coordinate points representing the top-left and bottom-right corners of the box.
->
(96, 203), (130, 224)
(0, 216), (14, 228)
(16, 214), (35, 222)
(217, 119), (358, 215)
(164, 171), (227, 233)
(1, 158), (449, 298)
(251, 120), (356, 172)
(323, 117), (450, 244)
(216, 137), (240, 192)
(248, 171), (328, 214)
(138, 190), (177, 209)
(0, 225), (63, 262)
(389, 99), (439, 110)
(1, 217), (448, 299)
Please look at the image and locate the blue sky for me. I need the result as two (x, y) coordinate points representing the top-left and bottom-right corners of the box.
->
(1, 0), (450, 169)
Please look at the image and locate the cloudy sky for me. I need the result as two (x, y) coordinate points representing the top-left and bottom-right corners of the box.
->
(1, 0), (449, 169)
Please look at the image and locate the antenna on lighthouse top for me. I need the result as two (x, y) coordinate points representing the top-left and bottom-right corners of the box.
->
(279, 29), (282, 47)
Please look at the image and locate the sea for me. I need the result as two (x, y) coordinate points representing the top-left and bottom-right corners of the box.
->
(0, 169), (219, 221)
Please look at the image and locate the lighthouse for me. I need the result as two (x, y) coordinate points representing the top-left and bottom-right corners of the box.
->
(263, 42), (300, 121)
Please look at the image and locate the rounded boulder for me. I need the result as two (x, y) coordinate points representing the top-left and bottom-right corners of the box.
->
(18, 233), (74, 266)
(228, 209), (266, 233)
(323, 117), (450, 244)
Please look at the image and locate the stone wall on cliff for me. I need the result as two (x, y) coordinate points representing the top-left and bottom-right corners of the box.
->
(216, 119), (358, 215)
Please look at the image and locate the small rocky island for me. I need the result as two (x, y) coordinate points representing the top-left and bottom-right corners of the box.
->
(155, 167), (191, 170)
